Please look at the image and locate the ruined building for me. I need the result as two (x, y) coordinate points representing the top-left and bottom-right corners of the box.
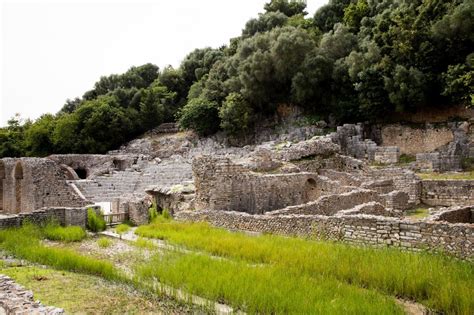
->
(0, 112), (473, 258)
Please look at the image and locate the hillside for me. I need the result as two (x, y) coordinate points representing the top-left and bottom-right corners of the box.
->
(1, 0), (473, 158)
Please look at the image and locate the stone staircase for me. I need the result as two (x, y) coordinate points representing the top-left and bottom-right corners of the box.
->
(74, 161), (193, 202)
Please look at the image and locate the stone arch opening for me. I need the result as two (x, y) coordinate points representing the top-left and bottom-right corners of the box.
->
(113, 159), (127, 171)
(60, 164), (80, 180)
(305, 177), (319, 201)
(13, 162), (24, 213)
(73, 168), (88, 179)
(0, 161), (5, 212)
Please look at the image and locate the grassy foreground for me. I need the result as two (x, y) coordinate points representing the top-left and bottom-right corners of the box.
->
(0, 266), (189, 314)
(136, 218), (474, 314)
(0, 224), (120, 280)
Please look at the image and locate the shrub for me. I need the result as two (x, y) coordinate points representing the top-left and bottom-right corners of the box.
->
(43, 223), (86, 242)
(177, 97), (219, 136)
(97, 237), (112, 248)
(148, 204), (159, 223)
(115, 224), (130, 239)
(399, 154), (416, 164)
(87, 208), (106, 232)
(219, 93), (254, 135)
(162, 208), (171, 220)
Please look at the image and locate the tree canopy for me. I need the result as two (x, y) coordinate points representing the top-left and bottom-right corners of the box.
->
(2, 0), (473, 156)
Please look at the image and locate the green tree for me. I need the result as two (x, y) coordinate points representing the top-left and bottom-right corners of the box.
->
(264, 0), (307, 17)
(24, 114), (56, 156)
(178, 97), (220, 136)
(219, 93), (254, 135)
(343, 0), (369, 32)
(242, 11), (288, 37)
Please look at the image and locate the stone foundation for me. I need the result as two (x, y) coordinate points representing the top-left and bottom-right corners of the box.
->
(176, 210), (474, 259)
(0, 206), (92, 229)
(0, 275), (64, 314)
(421, 180), (474, 206)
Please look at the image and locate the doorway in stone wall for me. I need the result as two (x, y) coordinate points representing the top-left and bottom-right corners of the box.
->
(74, 168), (88, 179)
(13, 162), (23, 213)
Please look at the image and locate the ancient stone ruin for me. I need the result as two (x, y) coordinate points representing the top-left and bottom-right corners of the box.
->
(0, 117), (473, 258)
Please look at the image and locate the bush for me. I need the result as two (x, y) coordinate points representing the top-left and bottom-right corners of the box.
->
(97, 237), (112, 248)
(148, 204), (159, 223)
(219, 93), (254, 135)
(162, 208), (171, 220)
(87, 208), (106, 232)
(43, 223), (86, 242)
(115, 224), (130, 238)
(177, 97), (219, 136)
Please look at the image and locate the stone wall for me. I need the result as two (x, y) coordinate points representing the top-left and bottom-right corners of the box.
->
(374, 146), (400, 164)
(0, 206), (91, 229)
(0, 158), (88, 215)
(176, 210), (474, 259)
(369, 168), (421, 205)
(429, 206), (473, 224)
(267, 189), (382, 216)
(380, 124), (454, 155)
(193, 156), (350, 214)
(48, 154), (138, 178)
(0, 275), (64, 314)
(421, 180), (474, 206)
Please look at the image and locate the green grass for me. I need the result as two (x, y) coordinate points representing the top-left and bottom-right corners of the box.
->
(0, 224), (120, 280)
(115, 223), (130, 236)
(0, 266), (189, 314)
(97, 237), (113, 248)
(417, 171), (474, 180)
(406, 208), (430, 219)
(43, 223), (86, 242)
(136, 220), (474, 314)
(137, 251), (403, 314)
(133, 237), (156, 250)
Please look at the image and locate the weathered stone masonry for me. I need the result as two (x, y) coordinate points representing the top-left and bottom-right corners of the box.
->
(176, 210), (474, 259)
(193, 156), (352, 214)
(0, 206), (91, 229)
(0, 158), (88, 214)
(421, 180), (474, 206)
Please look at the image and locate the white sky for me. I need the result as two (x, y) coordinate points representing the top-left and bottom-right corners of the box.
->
(0, 0), (327, 126)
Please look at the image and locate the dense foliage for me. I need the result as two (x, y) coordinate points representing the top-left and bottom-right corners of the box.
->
(2, 0), (473, 156)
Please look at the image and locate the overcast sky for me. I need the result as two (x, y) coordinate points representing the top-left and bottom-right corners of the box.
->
(0, 0), (327, 126)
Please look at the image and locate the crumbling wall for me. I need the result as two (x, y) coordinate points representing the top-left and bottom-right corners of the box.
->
(48, 154), (139, 178)
(0, 158), (88, 214)
(369, 168), (421, 205)
(267, 189), (382, 216)
(0, 206), (90, 229)
(176, 210), (474, 259)
(193, 156), (344, 214)
(421, 180), (474, 206)
(429, 206), (473, 224)
(381, 124), (454, 155)
(374, 146), (400, 164)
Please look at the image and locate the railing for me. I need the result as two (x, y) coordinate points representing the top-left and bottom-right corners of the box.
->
(102, 212), (129, 226)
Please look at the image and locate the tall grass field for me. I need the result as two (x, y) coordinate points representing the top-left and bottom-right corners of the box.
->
(136, 219), (474, 314)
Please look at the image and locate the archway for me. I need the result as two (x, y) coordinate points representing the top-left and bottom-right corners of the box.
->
(73, 168), (88, 179)
(60, 164), (80, 180)
(0, 161), (5, 212)
(13, 162), (23, 213)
